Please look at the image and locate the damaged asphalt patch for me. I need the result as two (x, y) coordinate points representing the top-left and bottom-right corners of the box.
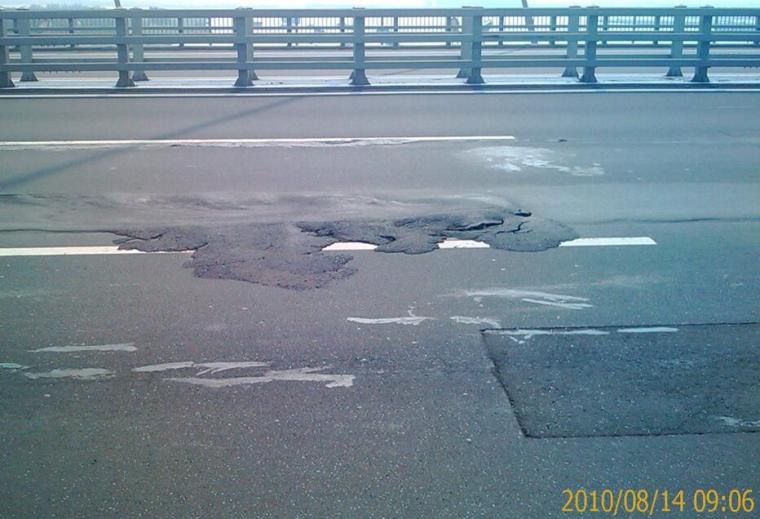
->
(483, 322), (760, 438)
(113, 207), (577, 290)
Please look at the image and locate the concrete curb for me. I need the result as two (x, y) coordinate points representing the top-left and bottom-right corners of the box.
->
(3, 81), (760, 95)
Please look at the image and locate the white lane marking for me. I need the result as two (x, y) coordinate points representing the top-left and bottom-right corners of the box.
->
(618, 326), (679, 333)
(194, 362), (272, 375)
(0, 363), (28, 370)
(348, 308), (434, 326)
(24, 368), (114, 380)
(347, 316), (433, 326)
(323, 237), (656, 251)
(0, 135), (515, 151)
(560, 237), (657, 247)
(322, 241), (378, 251)
(450, 316), (502, 327)
(460, 288), (593, 310)
(166, 367), (355, 389)
(437, 239), (490, 249)
(29, 343), (137, 353)
(132, 361), (271, 374)
(132, 361), (195, 372)
(520, 297), (593, 309)
(1, 237), (657, 258)
(324, 239), (491, 251)
(715, 416), (760, 428)
(0, 246), (191, 257)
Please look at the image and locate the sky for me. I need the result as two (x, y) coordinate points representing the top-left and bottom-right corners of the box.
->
(5, 0), (756, 8)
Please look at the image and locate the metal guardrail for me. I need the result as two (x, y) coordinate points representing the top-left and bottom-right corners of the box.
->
(0, 7), (759, 88)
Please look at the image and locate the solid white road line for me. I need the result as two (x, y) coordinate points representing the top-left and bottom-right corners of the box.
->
(0, 135), (515, 150)
(0, 246), (191, 257)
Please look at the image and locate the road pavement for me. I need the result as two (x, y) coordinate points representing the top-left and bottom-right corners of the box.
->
(0, 91), (759, 518)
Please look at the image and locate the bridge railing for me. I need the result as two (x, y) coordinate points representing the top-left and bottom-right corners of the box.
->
(0, 7), (758, 88)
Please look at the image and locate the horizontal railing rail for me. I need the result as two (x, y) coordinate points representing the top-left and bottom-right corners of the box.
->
(0, 7), (758, 88)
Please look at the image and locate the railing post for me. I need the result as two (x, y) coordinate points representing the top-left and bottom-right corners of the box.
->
(691, 6), (712, 83)
(525, 12), (537, 45)
(114, 14), (135, 88)
(653, 15), (661, 46)
(466, 8), (484, 84)
(68, 17), (75, 48)
(392, 16), (399, 48)
(177, 16), (184, 48)
(130, 10), (148, 81)
(755, 14), (760, 46)
(666, 5), (686, 77)
(445, 16), (453, 48)
(18, 11), (38, 82)
(350, 9), (369, 86)
(498, 15), (504, 47)
(0, 17), (15, 88)
(11, 19), (19, 52)
(457, 7), (474, 78)
(562, 6), (580, 78)
(580, 7), (598, 83)
(601, 15), (608, 46)
(339, 17), (346, 48)
(549, 16), (557, 47)
(286, 16), (293, 48)
(233, 10), (256, 87)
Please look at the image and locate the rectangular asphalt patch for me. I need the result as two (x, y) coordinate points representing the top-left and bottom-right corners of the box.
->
(482, 323), (760, 438)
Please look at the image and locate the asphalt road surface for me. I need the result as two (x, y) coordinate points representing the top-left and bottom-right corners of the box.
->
(1, 91), (759, 518)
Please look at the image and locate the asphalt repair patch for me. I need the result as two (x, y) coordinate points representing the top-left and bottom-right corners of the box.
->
(112, 207), (577, 290)
(482, 323), (760, 438)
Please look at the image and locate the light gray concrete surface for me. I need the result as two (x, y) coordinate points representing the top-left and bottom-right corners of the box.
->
(0, 91), (759, 518)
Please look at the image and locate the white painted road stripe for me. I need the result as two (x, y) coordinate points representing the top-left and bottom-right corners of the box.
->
(559, 237), (657, 247)
(322, 242), (378, 251)
(437, 238), (491, 249)
(0, 135), (515, 150)
(323, 237), (656, 251)
(0, 246), (191, 257)
(29, 343), (137, 353)
(0, 237), (655, 257)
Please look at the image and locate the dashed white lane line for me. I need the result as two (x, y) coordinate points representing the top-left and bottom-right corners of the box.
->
(29, 343), (137, 353)
(0, 237), (656, 257)
(0, 135), (515, 150)
(438, 238), (492, 249)
(559, 237), (657, 247)
(0, 246), (191, 257)
(24, 368), (115, 381)
(323, 237), (656, 251)
(322, 241), (379, 251)
(618, 326), (679, 333)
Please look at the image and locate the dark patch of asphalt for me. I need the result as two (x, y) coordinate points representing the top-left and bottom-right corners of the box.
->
(112, 208), (576, 289)
(483, 322), (760, 438)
